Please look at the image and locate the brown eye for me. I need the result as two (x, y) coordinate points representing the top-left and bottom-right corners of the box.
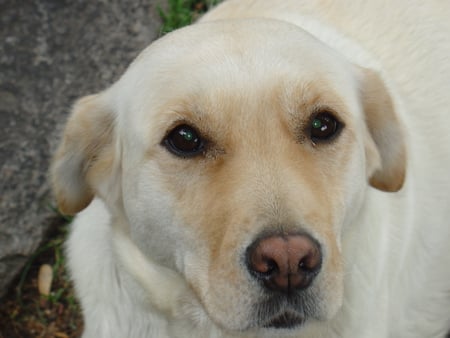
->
(164, 124), (204, 157)
(310, 112), (340, 142)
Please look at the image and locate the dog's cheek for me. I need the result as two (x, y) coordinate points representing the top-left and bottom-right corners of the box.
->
(119, 166), (188, 269)
(183, 253), (257, 330)
(163, 181), (257, 329)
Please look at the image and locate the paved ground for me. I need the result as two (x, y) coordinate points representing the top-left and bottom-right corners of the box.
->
(0, 0), (163, 296)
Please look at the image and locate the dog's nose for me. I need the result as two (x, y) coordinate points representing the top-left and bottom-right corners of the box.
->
(246, 233), (322, 293)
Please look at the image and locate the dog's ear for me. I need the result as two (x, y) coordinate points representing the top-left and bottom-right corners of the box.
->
(51, 94), (120, 215)
(359, 68), (407, 192)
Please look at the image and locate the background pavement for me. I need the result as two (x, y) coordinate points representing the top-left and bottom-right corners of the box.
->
(0, 0), (163, 297)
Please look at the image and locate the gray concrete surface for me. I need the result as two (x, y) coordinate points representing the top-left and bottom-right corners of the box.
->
(0, 0), (163, 297)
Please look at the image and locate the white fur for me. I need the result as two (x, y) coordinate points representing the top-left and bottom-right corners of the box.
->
(61, 1), (450, 337)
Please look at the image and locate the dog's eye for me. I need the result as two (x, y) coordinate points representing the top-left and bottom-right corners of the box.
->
(164, 124), (204, 157)
(310, 112), (340, 142)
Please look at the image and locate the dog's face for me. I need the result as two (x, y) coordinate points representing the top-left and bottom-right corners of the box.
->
(52, 20), (406, 333)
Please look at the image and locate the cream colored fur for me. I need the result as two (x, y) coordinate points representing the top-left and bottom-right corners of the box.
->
(51, 0), (450, 337)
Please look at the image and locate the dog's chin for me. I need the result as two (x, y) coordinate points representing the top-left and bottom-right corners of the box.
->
(244, 290), (321, 332)
(263, 311), (305, 329)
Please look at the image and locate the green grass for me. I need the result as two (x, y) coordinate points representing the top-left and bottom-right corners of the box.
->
(158, 0), (222, 34)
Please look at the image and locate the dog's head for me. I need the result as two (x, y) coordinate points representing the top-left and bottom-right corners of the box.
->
(51, 20), (406, 333)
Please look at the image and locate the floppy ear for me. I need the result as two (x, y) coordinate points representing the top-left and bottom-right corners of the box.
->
(359, 68), (407, 192)
(51, 94), (120, 215)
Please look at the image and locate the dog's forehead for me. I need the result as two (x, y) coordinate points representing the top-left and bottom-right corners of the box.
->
(111, 20), (359, 141)
(144, 19), (330, 66)
(118, 20), (356, 98)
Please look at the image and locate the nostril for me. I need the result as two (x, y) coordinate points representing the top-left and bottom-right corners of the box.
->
(299, 258), (307, 271)
(298, 248), (321, 273)
(249, 254), (278, 281)
(262, 258), (278, 275)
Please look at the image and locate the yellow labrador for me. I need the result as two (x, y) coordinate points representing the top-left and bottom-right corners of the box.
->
(51, 0), (450, 337)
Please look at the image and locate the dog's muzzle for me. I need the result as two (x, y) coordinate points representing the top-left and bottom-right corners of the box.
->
(245, 231), (323, 329)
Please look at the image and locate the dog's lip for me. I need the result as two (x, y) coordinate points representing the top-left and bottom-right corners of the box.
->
(263, 311), (305, 329)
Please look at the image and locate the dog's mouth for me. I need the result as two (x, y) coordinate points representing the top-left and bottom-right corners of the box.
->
(263, 311), (305, 329)
(250, 292), (319, 331)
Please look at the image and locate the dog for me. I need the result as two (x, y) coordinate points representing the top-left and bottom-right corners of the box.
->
(50, 0), (450, 337)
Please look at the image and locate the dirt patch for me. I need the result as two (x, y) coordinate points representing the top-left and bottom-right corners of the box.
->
(0, 217), (83, 338)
